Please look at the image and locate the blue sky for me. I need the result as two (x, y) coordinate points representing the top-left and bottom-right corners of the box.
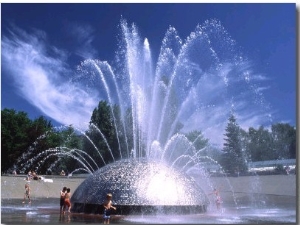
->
(1, 3), (297, 145)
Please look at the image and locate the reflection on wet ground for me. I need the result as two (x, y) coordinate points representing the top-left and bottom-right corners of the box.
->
(1, 198), (296, 224)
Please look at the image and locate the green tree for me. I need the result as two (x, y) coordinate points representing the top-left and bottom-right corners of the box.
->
(1, 109), (32, 173)
(50, 125), (84, 175)
(271, 123), (296, 159)
(30, 125), (84, 175)
(24, 116), (56, 173)
(221, 113), (248, 174)
(1, 108), (83, 174)
(113, 105), (132, 159)
(185, 130), (223, 169)
(185, 130), (209, 152)
(289, 131), (296, 159)
(13, 116), (67, 174)
(83, 101), (120, 168)
(1, 109), (58, 173)
(246, 126), (274, 162)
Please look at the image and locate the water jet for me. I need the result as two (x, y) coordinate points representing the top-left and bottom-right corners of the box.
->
(71, 159), (209, 214)
(10, 18), (273, 217)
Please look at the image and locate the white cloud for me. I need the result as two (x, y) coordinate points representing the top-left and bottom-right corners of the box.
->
(251, 74), (270, 81)
(2, 24), (99, 131)
(1, 23), (274, 147)
(179, 62), (272, 147)
(67, 22), (98, 59)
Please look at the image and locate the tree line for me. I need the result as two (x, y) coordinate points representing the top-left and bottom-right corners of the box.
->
(1, 104), (296, 175)
(1, 109), (82, 174)
(220, 113), (296, 174)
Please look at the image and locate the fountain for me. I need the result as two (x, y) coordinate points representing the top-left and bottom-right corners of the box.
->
(67, 18), (271, 215)
(71, 159), (209, 214)
(6, 18), (280, 221)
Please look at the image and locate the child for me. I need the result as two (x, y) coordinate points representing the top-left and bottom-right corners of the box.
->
(209, 188), (222, 210)
(60, 187), (67, 213)
(103, 193), (116, 224)
(63, 188), (71, 214)
(22, 183), (31, 204)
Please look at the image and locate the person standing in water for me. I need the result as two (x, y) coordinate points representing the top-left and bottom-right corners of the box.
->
(22, 182), (31, 204)
(60, 187), (67, 213)
(209, 187), (222, 211)
(103, 193), (116, 224)
(63, 188), (72, 214)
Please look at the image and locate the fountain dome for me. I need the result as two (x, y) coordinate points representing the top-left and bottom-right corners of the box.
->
(71, 159), (209, 214)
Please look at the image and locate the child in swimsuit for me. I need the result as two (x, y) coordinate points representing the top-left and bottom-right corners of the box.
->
(22, 183), (31, 203)
(63, 188), (71, 214)
(209, 188), (222, 210)
(60, 187), (67, 213)
(103, 193), (116, 224)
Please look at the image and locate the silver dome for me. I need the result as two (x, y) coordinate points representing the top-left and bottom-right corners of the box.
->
(71, 159), (209, 214)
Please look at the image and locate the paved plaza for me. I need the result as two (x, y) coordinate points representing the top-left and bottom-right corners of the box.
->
(1, 174), (297, 224)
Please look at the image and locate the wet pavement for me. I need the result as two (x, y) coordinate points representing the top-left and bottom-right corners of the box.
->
(1, 175), (297, 224)
(1, 198), (296, 224)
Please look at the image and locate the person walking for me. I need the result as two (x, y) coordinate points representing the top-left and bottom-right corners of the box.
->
(103, 193), (116, 224)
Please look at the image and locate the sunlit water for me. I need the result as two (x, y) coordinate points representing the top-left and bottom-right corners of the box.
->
(3, 18), (296, 224)
(1, 198), (296, 224)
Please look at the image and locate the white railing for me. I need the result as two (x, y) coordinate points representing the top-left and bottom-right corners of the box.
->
(248, 159), (296, 168)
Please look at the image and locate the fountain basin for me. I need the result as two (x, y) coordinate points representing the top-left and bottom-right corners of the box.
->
(71, 159), (209, 214)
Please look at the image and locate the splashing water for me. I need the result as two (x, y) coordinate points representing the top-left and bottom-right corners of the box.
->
(11, 18), (273, 213)
(74, 18), (270, 161)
